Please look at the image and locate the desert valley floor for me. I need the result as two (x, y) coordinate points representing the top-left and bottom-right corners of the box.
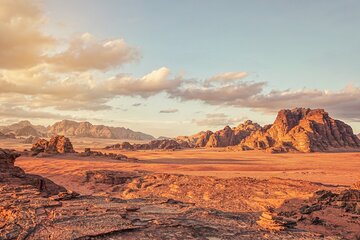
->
(1, 138), (360, 239)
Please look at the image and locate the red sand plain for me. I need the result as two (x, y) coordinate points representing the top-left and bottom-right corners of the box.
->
(1, 138), (359, 192)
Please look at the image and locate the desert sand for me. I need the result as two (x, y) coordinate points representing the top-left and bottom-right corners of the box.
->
(2, 137), (360, 239)
(15, 146), (360, 194)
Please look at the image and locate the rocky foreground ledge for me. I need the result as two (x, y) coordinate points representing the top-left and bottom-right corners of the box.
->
(0, 149), (359, 239)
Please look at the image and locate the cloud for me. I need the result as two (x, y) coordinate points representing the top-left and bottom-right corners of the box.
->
(48, 33), (139, 72)
(159, 109), (178, 113)
(193, 113), (246, 127)
(0, 66), (181, 111)
(106, 67), (182, 98)
(0, 0), (54, 69)
(170, 75), (360, 122)
(239, 84), (360, 122)
(132, 103), (142, 107)
(170, 78), (266, 104)
(0, 105), (76, 120)
(206, 71), (248, 84)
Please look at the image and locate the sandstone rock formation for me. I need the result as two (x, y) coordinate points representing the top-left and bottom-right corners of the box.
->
(177, 120), (262, 148)
(258, 189), (360, 238)
(0, 148), (66, 196)
(31, 135), (75, 154)
(177, 130), (214, 147)
(239, 108), (360, 152)
(48, 119), (154, 140)
(105, 139), (191, 151)
(205, 120), (262, 148)
(256, 210), (296, 231)
(78, 148), (138, 162)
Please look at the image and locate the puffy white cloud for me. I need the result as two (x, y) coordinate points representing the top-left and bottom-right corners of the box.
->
(0, 67), (180, 111)
(0, 0), (54, 69)
(106, 67), (182, 97)
(48, 33), (139, 71)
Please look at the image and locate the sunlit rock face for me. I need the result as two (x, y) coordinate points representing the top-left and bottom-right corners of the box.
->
(239, 108), (360, 153)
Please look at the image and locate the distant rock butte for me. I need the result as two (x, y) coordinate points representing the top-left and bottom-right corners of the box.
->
(239, 108), (360, 153)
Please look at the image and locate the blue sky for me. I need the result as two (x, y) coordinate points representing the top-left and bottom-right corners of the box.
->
(44, 0), (360, 88)
(0, 0), (359, 137)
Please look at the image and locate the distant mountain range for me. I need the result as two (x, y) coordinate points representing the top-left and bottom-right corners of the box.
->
(0, 120), (154, 140)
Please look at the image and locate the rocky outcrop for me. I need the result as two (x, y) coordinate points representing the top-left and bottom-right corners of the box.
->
(205, 120), (262, 148)
(258, 189), (360, 238)
(177, 120), (261, 148)
(48, 120), (154, 140)
(177, 130), (214, 147)
(0, 148), (66, 196)
(78, 148), (138, 161)
(31, 135), (75, 154)
(239, 108), (360, 152)
(256, 210), (296, 231)
(105, 139), (191, 151)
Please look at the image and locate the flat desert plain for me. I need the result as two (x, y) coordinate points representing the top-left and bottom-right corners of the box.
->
(4, 138), (358, 193)
(2, 138), (360, 239)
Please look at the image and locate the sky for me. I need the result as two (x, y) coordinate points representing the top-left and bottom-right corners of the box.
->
(0, 0), (359, 137)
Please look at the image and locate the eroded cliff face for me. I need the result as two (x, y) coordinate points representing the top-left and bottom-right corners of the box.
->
(239, 108), (360, 153)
